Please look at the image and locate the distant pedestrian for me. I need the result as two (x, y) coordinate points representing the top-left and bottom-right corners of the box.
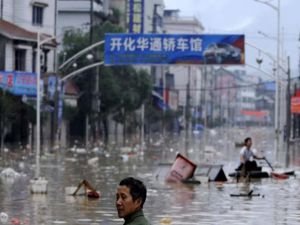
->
(116, 177), (150, 225)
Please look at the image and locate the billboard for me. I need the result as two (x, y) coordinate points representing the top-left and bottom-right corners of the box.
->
(291, 96), (300, 114)
(126, 0), (144, 33)
(0, 71), (37, 96)
(104, 33), (245, 65)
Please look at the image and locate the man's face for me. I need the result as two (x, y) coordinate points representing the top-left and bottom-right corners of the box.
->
(116, 185), (141, 218)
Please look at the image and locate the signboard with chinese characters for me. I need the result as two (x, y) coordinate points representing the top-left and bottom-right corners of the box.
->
(0, 71), (37, 96)
(127, 0), (144, 33)
(291, 96), (300, 114)
(104, 33), (245, 65)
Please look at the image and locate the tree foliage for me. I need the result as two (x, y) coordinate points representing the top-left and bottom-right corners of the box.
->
(59, 20), (152, 141)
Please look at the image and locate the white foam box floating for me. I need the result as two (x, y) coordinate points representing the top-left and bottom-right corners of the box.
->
(30, 177), (48, 194)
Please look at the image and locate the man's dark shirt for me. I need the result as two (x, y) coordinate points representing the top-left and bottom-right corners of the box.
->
(123, 209), (150, 225)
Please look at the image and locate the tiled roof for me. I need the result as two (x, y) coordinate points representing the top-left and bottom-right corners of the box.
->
(0, 19), (57, 45)
(0, 19), (36, 41)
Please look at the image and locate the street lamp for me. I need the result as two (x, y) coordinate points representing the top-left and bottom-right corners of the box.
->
(258, 30), (276, 40)
(86, 53), (94, 61)
(254, 0), (281, 156)
(58, 40), (105, 71)
(30, 37), (104, 193)
(31, 31), (56, 194)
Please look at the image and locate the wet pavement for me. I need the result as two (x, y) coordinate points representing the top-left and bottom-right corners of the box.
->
(0, 127), (300, 225)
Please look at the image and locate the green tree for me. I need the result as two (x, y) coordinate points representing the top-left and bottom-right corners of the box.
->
(59, 20), (152, 146)
(0, 91), (35, 149)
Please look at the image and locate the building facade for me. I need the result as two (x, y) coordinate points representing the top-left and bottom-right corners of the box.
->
(0, 0), (56, 73)
(163, 9), (204, 109)
(56, 0), (110, 49)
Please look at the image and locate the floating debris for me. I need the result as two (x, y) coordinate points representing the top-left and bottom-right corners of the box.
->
(0, 212), (8, 224)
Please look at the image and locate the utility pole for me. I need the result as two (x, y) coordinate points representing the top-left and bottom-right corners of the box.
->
(275, 0), (281, 159)
(203, 65), (208, 153)
(285, 56), (291, 167)
(85, 0), (94, 149)
(185, 66), (191, 156)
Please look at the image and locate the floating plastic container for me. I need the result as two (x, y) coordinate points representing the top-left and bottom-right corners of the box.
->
(165, 153), (197, 183)
(30, 177), (48, 194)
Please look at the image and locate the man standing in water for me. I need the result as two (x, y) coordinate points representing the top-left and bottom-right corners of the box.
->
(116, 177), (150, 225)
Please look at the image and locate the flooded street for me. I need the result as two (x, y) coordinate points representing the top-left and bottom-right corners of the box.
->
(1, 127), (300, 225)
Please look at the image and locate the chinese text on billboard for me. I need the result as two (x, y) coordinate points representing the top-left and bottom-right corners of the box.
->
(104, 33), (245, 65)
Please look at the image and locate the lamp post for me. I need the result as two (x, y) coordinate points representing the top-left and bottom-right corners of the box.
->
(254, 0), (281, 157)
(30, 32), (56, 194)
(36, 32), (57, 178)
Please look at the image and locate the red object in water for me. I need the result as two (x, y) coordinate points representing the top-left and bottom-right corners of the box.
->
(87, 190), (100, 198)
(165, 153), (197, 183)
(271, 172), (289, 179)
(11, 218), (21, 225)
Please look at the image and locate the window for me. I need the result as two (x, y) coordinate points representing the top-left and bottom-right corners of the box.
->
(15, 49), (26, 71)
(32, 5), (44, 26)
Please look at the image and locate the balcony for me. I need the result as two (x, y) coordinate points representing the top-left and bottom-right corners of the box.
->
(58, 0), (103, 13)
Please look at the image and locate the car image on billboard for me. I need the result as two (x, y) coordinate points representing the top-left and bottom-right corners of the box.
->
(203, 43), (242, 64)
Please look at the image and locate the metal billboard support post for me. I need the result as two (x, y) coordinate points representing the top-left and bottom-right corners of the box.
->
(185, 66), (191, 156)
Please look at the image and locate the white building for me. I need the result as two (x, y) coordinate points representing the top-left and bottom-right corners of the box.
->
(56, 0), (110, 50)
(110, 0), (164, 34)
(234, 70), (257, 124)
(163, 9), (205, 109)
(0, 0), (56, 73)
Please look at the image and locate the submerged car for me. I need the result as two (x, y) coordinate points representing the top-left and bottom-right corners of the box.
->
(203, 43), (242, 64)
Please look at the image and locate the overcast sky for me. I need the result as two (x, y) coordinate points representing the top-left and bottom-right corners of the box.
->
(164, 0), (300, 79)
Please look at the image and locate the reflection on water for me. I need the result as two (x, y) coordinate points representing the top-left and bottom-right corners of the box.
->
(0, 127), (299, 224)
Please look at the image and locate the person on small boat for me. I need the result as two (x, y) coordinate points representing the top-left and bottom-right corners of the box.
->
(236, 137), (265, 175)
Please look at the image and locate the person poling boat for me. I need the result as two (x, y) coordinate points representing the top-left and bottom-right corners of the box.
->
(235, 137), (265, 177)
(264, 157), (294, 179)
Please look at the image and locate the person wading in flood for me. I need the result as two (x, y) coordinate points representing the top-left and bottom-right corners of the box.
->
(116, 177), (150, 225)
(236, 137), (265, 177)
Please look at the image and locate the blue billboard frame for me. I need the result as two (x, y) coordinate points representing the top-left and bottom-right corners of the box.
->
(104, 33), (245, 65)
(0, 71), (37, 96)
